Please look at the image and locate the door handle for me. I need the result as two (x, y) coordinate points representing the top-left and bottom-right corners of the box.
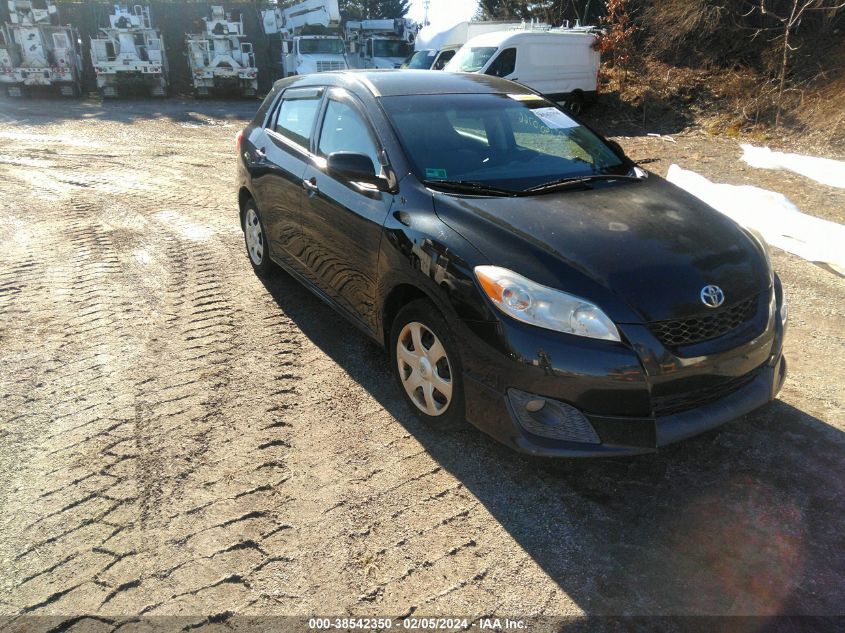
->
(302, 177), (319, 198)
(254, 147), (266, 161)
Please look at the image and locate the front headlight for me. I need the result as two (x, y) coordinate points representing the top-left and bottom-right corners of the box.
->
(474, 266), (621, 342)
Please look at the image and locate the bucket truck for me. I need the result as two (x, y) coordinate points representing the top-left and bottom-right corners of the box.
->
(345, 18), (418, 69)
(0, 0), (82, 97)
(187, 5), (257, 97)
(261, 0), (348, 76)
(89, 4), (169, 98)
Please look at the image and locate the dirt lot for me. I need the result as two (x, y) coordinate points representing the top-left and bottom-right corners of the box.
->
(0, 97), (843, 627)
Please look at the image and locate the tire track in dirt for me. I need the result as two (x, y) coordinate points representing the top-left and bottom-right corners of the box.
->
(0, 112), (310, 616)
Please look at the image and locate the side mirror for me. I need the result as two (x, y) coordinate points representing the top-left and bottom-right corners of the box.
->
(327, 152), (388, 190)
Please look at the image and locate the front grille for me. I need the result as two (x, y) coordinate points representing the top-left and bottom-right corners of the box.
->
(652, 369), (759, 417)
(649, 295), (758, 347)
(315, 61), (346, 72)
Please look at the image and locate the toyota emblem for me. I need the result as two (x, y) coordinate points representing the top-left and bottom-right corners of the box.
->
(700, 285), (725, 308)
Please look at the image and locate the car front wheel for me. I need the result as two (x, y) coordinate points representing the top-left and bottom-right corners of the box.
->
(390, 299), (465, 428)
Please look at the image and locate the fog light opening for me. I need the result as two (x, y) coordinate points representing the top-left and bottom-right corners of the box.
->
(507, 388), (601, 444)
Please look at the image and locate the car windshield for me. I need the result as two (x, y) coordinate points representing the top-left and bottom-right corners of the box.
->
(299, 38), (345, 55)
(447, 46), (497, 72)
(373, 39), (412, 58)
(380, 93), (626, 192)
(404, 50), (435, 69)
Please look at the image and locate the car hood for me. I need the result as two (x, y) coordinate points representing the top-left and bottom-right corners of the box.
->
(432, 175), (771, 323)
(373, 57), (406, 68)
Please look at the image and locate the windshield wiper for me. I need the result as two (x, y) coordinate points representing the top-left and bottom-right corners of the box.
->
(423, 179), (519, 197)
(526, 173), (646, 194)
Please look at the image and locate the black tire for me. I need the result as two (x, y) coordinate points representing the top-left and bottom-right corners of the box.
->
(566, 92), (584, 116)
(390, 298), (465, 429)
(242, 198), (274, 277)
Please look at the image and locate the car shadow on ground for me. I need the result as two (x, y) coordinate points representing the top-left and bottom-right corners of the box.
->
(258, 269), (845, 616)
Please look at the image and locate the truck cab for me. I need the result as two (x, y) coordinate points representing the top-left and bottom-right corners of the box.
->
(361, 35), (412, 69)
(344, 18), (418, 70)
(284, 34), (348, 75)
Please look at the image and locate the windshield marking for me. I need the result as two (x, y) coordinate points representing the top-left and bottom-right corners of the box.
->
(532, 107), (578, 129)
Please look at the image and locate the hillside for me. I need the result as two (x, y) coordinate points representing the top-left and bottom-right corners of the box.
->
(479, 0), (845, 156)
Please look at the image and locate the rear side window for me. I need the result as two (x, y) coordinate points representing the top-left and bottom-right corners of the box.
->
(486, 47), (516, 77)
(273, 90), (322, 147)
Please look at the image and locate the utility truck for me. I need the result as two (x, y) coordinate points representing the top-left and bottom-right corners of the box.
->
(0, 0), (82, 97)
(345, 18), (418, 69)
(187, 5), (257, 97)
(262, 0), (348, 76)
(90, 4), (168, 98)
(404, 20), (537, 71)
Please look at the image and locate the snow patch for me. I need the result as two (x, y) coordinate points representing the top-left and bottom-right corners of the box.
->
(666, 164), (845, 276)
(740, 144), (845, 189)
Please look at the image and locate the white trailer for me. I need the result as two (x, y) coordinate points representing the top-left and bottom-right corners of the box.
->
(0, 0), (82, 97)
(187, 5), (257, 97)
(262, 0), (348, 76)
(90, 4), (168, 98)
(405, 20), (542, 70)
(345, 18), (418, 69)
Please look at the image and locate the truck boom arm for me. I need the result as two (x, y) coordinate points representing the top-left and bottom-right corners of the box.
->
(262, 0), (340, 35)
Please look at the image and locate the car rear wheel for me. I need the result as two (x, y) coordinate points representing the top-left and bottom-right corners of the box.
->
(390, 299), (465, 428)
(243, 200), (273, 276)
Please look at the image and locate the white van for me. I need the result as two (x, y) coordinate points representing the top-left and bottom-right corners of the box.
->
(444, 28), (600, 113)
(404, 21), (533, 71)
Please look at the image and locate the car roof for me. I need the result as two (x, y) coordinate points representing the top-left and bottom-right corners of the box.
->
(274, 70), (535, 98)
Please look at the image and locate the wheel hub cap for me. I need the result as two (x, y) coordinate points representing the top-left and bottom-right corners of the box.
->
(245, 208), (263, 265)
(418, 357), (431, 378)
(396, 321), (452, 417)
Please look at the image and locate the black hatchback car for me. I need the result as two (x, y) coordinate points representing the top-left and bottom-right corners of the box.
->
(236, 70), (787, 457)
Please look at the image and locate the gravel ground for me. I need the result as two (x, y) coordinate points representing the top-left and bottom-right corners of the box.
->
(0, 97), (843, 627)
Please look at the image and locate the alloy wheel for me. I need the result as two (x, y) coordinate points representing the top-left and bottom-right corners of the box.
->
(396, 321), (453, 416)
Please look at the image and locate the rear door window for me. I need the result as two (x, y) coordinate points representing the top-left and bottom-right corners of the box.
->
(272, 88), (323, 148)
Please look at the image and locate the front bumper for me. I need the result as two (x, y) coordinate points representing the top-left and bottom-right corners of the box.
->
(459, 284), (787, 458)
(1, 67), (76, 86)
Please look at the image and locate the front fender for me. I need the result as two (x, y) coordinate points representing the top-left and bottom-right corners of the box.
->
(376, 185), (490, 346)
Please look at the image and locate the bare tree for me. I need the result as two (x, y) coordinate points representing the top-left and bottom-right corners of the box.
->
(756, 0), (845, 126)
